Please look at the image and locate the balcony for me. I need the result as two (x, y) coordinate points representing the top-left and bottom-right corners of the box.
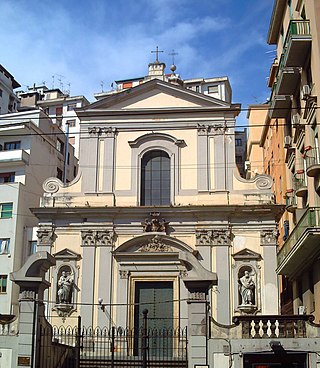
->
(0, 149), (29, 167)
(293, 172), (307, 197)
(306, 148), (320, 177)
(285, 191), (297, 213)
(276, 66), (300, 95)
(277, 208), (320, 276)
(269, 92), (291, 119)
(283, 20), (312, 67)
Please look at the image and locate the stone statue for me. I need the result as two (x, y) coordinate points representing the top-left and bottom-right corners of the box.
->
(239, 270), (255, 305)
(57, 271), (74, 304)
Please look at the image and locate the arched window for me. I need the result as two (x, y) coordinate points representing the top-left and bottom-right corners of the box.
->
(141, 150), (170, 205)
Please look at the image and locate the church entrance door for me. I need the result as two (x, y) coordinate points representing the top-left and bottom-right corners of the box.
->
(134, 281), (174, 356)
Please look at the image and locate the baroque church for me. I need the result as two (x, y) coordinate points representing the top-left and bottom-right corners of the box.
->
(32, 57), (282, 335)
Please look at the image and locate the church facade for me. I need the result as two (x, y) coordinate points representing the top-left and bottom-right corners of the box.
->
(32, 62), (282, 339)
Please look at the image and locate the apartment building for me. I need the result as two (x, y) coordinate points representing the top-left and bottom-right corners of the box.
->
(0, 65), (20, 115)
(18, 86), (89, 157)
(267, 0), (320, 318)
(0, 109), (77, 316)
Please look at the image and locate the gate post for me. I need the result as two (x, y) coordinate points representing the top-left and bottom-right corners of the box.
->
(10, 252), (55, 368)
(142, 309), (148, 368)
(179, 252), (217, 368)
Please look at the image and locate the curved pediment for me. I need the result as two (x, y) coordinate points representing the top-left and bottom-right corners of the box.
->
(114, 233), (194, 254)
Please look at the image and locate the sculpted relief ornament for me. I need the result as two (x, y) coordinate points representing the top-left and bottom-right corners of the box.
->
(139, 235), (173, 252)
(37, 228), (56, 247)
(81, 230), (115, 247)
(196, 229), (231, 246)
(142, 212), (169, 234)
(260, 229), (279, 245)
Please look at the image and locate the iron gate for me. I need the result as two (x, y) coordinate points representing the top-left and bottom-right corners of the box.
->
(36, 314), (188, 368)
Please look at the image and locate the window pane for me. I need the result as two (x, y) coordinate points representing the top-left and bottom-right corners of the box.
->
(141, 150), (170, 206)
(1, 203), (13, 218)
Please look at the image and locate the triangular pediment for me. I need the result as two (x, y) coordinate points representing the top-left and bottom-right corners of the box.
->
(232, 248), (262, 261)
(54, 248), (81, 260)
(85, 79), (231, 111)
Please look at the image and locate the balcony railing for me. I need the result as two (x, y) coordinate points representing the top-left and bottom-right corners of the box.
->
(232, 315), (314, 339)
(306, 148), (320, 177)
(293, 173), (307, 196)
(277, 207), (320, 267)
(283, 20), (312, 67)
(285, 192), (297, 212)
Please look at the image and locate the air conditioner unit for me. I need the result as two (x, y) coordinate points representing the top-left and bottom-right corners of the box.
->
(284, 136), (292, 148)
(301, 84), (311, 100)
(292, 113), (300, 127)
(298, 305), (306, 315)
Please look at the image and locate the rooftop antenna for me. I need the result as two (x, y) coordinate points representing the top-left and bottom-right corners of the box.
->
(151, 46), (164, 63)
(52, 75), (55, 89)
(100, 81), (104, 92)
(66, 82), (71, 95)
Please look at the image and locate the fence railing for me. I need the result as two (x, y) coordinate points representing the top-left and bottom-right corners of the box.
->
(37, 314), (187, 368)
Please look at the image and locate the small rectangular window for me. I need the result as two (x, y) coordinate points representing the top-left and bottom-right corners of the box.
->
(0, 172), (15, 183)
(123, 82), (133, 89)
(4, 141), (21, 150)
(0, 275), (7, 293)
(67, 103), (77, 111)
(29, 240), (37, 255)
(56, 106), (63, 116)
(208, 85), (219, 94)
(0, 203), (13, 218)
(57, 168), (63, 180)
(73, 166), (77, 177)
(0, 239), (10, 254)
(235, 138), (242, 146)
(66, 119), (76, 127)
(0, 89), (2, 97)
(56, 139), (64, 154)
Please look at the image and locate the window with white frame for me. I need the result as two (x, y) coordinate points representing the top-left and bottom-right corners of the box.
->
(0, 239), (10, 254)
(0, 275), (7, 293)
(0, 203), (13, 218)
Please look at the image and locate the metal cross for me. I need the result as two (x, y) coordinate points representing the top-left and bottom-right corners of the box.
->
(151, 46), (164, 62)
(168, 49), (178, 64)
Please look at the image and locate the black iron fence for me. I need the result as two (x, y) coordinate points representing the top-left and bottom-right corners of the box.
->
(36, 313), (187, 368)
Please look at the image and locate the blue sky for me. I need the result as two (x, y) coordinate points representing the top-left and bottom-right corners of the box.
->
(1, 0), (275, 126)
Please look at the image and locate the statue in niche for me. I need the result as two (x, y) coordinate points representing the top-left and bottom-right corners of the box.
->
(239, 270), (255, 306)
(57, 270), (74, 304)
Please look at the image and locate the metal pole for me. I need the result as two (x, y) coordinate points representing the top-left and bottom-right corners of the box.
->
(142, 309), (148, 368)
(76, 315), (81, 368)
(111, 326), (115, 368)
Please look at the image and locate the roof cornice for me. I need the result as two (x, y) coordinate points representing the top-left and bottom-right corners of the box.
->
(267, 0), (287, 45)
